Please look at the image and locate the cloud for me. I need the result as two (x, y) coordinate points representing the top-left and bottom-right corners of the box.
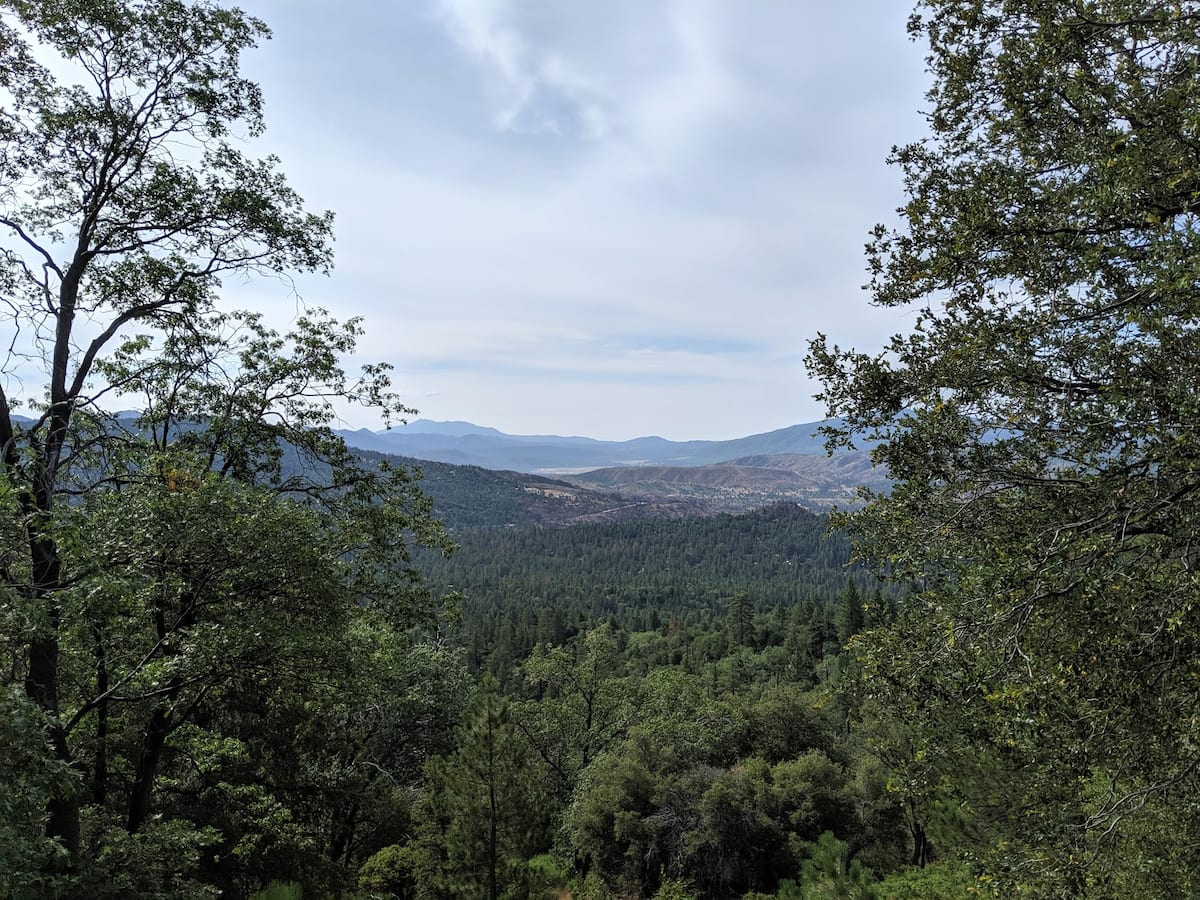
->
(429, 0), (766, 163)
(431, 0), (629, 139)
(227, 0), (927, 440)
(432, 0), (533, 130)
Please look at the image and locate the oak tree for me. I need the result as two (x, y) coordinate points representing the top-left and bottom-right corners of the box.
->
(808, 0), (1200, 891)
(0, 1), (449, 886)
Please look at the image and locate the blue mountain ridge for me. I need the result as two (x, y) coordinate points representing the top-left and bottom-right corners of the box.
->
(335, 419), (861, 475)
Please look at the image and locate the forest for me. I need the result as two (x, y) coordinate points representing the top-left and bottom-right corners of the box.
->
(5, 0), (1200, 898)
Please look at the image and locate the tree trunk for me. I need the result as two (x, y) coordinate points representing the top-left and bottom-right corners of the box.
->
(26, 528), (80, 860)
(129, 707), (172, 833)
(910, 817), (932, 867)
(92, 623), (109, 805)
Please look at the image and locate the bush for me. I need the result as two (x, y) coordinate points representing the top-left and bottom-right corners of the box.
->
(358, 843), (423, 899)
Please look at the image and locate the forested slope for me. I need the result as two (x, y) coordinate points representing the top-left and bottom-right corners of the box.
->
(354, 450), (706, 528)
(416, 503), (872, 684)
(8, 0), (1196, 897)
(420, 502), (853, 615)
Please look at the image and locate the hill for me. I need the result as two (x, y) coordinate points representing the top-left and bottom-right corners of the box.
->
(417, 501), (858, 628)
(342, 419), (888, 516)
(359, 446), (884, 528)
(337, 418), (864, 474)
(353, 451), (706, 530)
(562, 449), (884, 512)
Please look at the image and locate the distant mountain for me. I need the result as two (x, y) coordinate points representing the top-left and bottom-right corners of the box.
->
(562, 450), (885, 513)
(338, 420), (888, 516)
(380, 419), (506, 438)
(353, 451), (706, 530)
(18, 411), (881, 519)
(337, 418), (864, 475)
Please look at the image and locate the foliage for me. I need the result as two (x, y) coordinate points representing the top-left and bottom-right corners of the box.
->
(250, 883), (304, 900)
(415, 678), (554, 899)
(75, 815), (220, 899)
(7, 0), (1153, 895)
(0, 686), (75, 897)
(796, 832), (874, 900)
(514, 625), (635, 796)
(871, 860), (982, 900)
(184, 623), (466, 893)
(522, 853), (570, 897)
(564, 725), (866, 899)
(806, 0), (1200, 890)
(358, 844), (421, 900)
(419, 503), (868, 686)
(0, 0), (455, 892)
(421, 502), (854, 624)
(650, 879), (699, 899)
(1, 0), (329, 864)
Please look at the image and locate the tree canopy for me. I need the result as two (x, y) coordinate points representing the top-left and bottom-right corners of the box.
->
(23, 0), (1200, 894)
(808, 0), (1200, 892)
(0, 0), (454, 891)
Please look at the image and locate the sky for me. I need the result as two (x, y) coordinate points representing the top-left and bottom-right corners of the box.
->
(228, 1), (929, 441)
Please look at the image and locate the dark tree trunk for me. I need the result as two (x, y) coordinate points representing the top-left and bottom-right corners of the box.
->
(26, 526), (81, 860)
(910, 818), (932, 867)
(92, 624), (109, 805)
(330, 797), (362, 867)
(129, 707), (172, 833)
(44, 725), (80, 860)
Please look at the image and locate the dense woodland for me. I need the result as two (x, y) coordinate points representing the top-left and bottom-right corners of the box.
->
(5, 0), (1200, 898)
(414, 504), (868, 684)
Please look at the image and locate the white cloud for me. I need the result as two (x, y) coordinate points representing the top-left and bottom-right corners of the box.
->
(225, 0), (927, 439)
(429, 0), (740, 155)
(432, 0), (533, 129)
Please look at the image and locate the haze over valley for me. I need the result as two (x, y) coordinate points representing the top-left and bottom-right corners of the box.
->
(340, 418), (887, 521)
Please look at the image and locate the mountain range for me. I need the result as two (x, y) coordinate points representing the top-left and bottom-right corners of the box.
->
(335, 418), (865, 474)
(12, 411), (884, 523)
(341, 420), (887, 522)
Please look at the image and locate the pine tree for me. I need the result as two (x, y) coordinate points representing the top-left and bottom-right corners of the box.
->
(835, 580), (865, 645)
(726, 590), (754, 648)
(426, 678), (549, 899)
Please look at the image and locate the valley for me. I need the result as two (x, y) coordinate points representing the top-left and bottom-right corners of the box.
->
(347, 419), (888, 526)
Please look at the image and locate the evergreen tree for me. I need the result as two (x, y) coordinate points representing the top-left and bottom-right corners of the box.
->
(835, 581), (865, 646)
(726, 590), (754, 648)
(808, 0), (1200, 890)
(422, 677), (550, 899)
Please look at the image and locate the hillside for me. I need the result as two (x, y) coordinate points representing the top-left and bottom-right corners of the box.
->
(417, 502), (859, 625)
(563, 449), (884, 512)
(337, 418), (866, 474)
(342, 420), (889, 521)
(353, 451), (705, 529)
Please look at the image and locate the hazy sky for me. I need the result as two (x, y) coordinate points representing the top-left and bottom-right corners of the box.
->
(231, 1), (929, 441)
